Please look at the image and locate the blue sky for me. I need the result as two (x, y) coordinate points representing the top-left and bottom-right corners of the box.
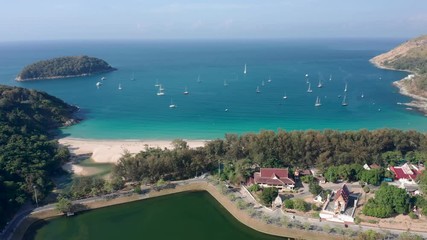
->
(0, 0), (426, 41)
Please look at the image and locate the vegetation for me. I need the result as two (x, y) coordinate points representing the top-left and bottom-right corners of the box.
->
(56, 197), (73, 213)
(259, 187), (278, 206)
(294, 199), (311, 212)
(308, 180), (323, 196)
(113, 130), (427, 186)
(0, 85), (77, 228)
(284, 199), (294, 209)
(324, 163), (390, 185)
(362, 183), (410, 218)
(17, 56), (116, 81)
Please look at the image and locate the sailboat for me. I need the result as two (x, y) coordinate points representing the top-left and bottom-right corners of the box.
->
(101, 77), (106, 81)
(261, 81), (265, 86)
(305, 74), (309, 84)
(154, 79), (160, 87)
(329, 75), (332, 81)
(197, 75), (201, 83)
(244, 64), (247, 75)
(342, 94), (348, 106)
(169, 98), (177, 108)
(118, 83), (122, 90)
(361, 93), (364, 98)
(317, 78), (323, 88)
(267, 76), (272, 83)
(283, 91), (288, 99)
(224, 80), (228, 87)
(96, 82), (102, 88)
(183, 87), (189, 95)
(307, 83), (313, 93)
(130, 73), (135, 81)
(344, 83), (348, 92)
(256, 86), (260, 93)
(157, 85), (165, 96)
(315, 96), (321, 107)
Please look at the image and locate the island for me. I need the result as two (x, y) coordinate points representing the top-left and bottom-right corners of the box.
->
(15, 56), (117, 81)
(370, 35), (427, 114)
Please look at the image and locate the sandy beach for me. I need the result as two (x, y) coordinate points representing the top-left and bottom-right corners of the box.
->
(59, 138), (208, 175)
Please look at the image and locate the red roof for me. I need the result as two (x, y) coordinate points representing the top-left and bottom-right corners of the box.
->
(390, 165), (419, 180)
(254, 168), (295, 186)
(334, 184), (350, 203)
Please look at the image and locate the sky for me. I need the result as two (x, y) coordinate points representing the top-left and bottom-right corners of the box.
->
(0, 0), (426, 41)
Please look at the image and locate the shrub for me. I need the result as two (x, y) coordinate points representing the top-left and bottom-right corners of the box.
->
(294, 199), (310, 212)
(248, 184), (260, 192)
(408, 212), (418, 219)
(284, 199), (294, 209)
(363, 186), (370, 193)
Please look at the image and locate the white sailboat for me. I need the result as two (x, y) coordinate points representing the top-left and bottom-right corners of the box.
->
(154, 79), (160, 87)
(305, 74), (309, 84)
(224, 80), (228, 87)
(197, 75), (201, 83)
(329, 75), (332, 81)
(169, 98), (177, 108)
(130, 73), (135, 81)
(267, 76), (272, 83)
(307, 83), (313, 93)
(96, 82), (102, 88)
(118, 83), (122, 90)
(244, 64), (247, 75)
(344, 83), (348, 92)
(101, 77), (106, 81)
(315, 96), (321, 107)
(342, 94), (348, 106)
(317, 78), (323, 88)
(261, 81), (265, 86)
(256, 86), (260, 93)
(283, 91), (288, 99)
(183, 87), (189, 95)
(361, 93), (364, 98)
(157, 84), (165, 96)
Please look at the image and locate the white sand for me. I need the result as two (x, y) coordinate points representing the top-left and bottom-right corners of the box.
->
(58, 138), (208, 164)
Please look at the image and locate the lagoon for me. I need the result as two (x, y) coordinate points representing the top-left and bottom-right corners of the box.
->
(25, 191), (287, 240)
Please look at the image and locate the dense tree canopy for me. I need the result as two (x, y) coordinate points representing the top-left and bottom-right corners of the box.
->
(0, 85), (77, 229)
(362, 183), (410, 218)
(17, 56), (116, 80)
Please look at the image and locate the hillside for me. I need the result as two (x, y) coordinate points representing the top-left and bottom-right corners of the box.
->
(0, 85), (78, 229)
(16, 56), (116, 81)
(371, 35), (427, 114)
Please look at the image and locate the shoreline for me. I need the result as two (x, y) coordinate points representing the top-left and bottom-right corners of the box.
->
(370, 59), (427, 116)
(15, 68), (117, 81)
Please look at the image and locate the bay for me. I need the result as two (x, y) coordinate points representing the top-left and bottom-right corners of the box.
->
(0, 39), (425, 139)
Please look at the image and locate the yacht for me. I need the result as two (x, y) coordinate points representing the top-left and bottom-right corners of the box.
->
(317, 79), (323, 88)
(157, 85), (165, 96)
(342, 94), (348, 106)
(96, 82), (102, 88)
(169, 99), (177, 108)
(183, 87), (189, 95)
(154, 79), (160, 87)
(101, 77), (105, 81)
(118, 84), (122, 90)
(315, 96), (321, 107)
(283, 91), (288, 99)
(307, 83), (313, 93)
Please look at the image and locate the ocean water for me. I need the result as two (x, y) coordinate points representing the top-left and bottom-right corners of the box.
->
(0, 39), (425, 140)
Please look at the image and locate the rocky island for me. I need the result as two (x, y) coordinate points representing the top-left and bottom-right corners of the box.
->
(370, 35), (427, 115)
(16, 56), (116, 81)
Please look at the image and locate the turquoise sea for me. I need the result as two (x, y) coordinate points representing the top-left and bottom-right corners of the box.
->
(0, 39), (425, 140)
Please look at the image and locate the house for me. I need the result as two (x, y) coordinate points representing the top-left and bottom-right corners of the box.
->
(294, 169), (312, 178)
(389, 163), (423, 184)
(319, 184), (359, 223)
(363, 163), (381, 170)
(253, 168), (295, 190)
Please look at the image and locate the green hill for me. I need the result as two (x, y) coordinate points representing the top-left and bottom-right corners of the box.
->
(0, 85), (78, 229)
(16, 56), (116, 81)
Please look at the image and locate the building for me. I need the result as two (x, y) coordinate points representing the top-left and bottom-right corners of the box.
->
(253, 168), (295, 190)
(389, 163), (423, 184)
(363, 163), (381, 171)
(319, 184), (359, 223)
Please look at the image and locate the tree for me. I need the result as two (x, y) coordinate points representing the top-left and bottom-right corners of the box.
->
(309, 181), (323, 196)
(56, 197), (72, 213)
(284, 199), (294, 209)
(259, 187), (278, 206)
(416, 171), (427, 195)
(294, 199), (310, 212)
(362, 183), (410, 218)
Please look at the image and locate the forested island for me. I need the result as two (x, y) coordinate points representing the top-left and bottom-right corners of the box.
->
(16, 56), (116, 81)
(0, 85), (78, 229)
(371, 35), (427, 114)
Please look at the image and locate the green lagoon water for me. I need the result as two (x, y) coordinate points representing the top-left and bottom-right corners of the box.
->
(25, 191), (287, 240)
(0, 39), (426, 140)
